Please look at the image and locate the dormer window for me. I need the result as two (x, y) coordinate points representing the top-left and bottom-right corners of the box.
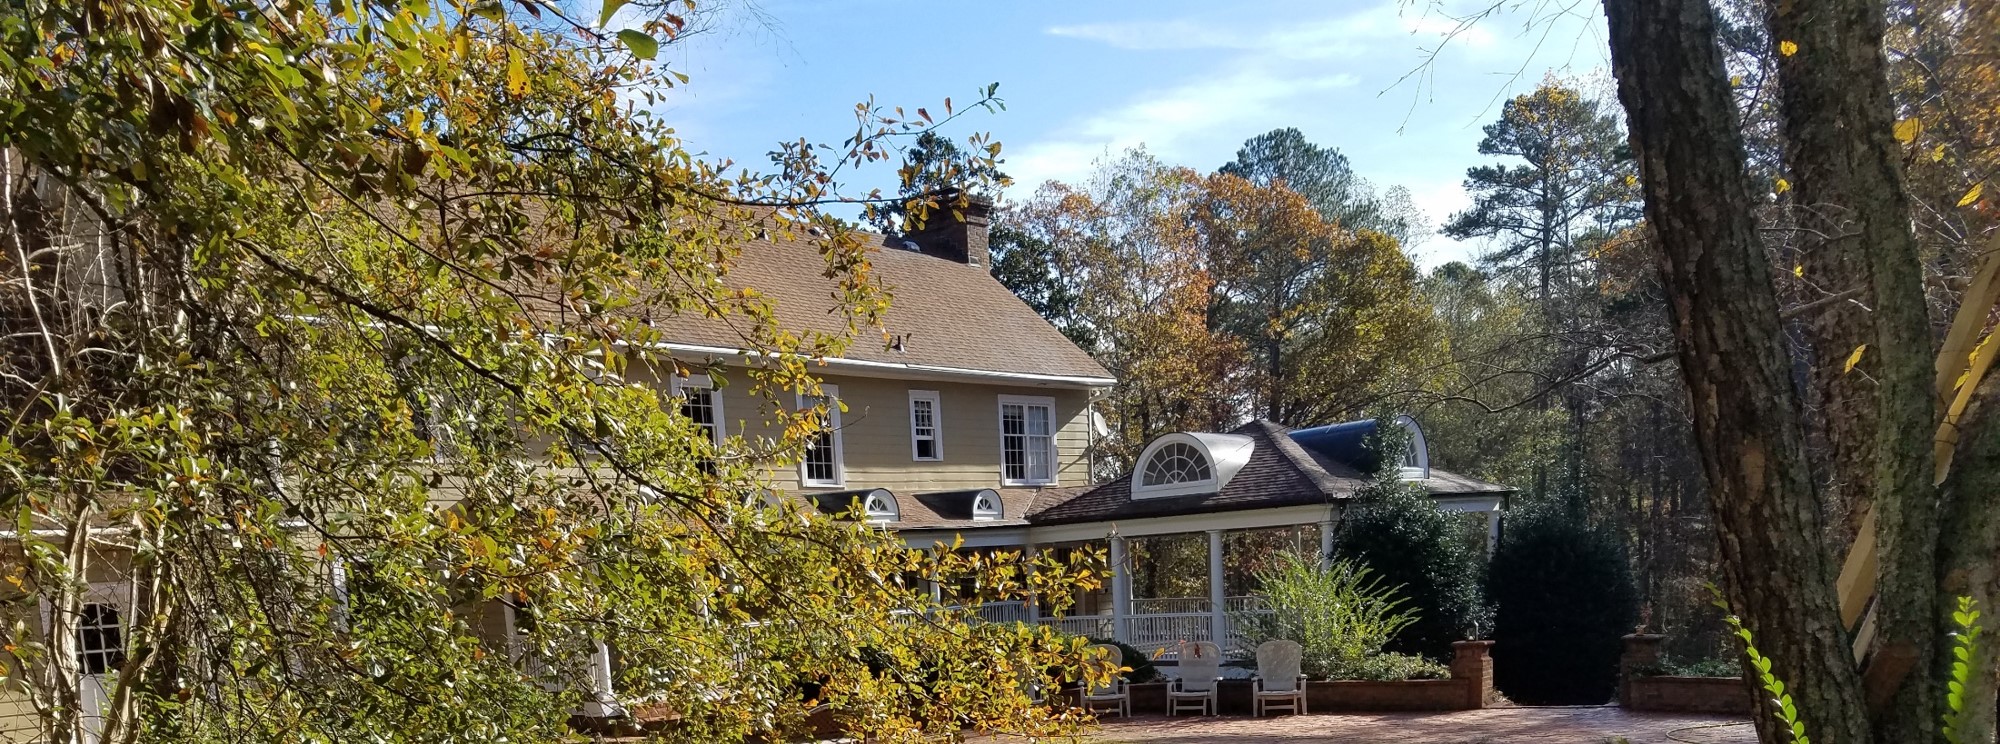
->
(862, 490), (899, 523)
(1394, 414), (1431, 481)
(1131, 433), (1256, 500)
(970, 490), (1002, 521)
(1142, 442), (1212, 486)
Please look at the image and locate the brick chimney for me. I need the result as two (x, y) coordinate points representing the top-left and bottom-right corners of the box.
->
(903, 194), (992, 269)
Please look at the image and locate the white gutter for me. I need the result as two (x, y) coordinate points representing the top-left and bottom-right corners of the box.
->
(648, 341), (1119, 389)
(285, 317), (1118, 388)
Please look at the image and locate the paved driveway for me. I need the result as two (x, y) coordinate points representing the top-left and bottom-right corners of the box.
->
(984, 707), (1759, 743)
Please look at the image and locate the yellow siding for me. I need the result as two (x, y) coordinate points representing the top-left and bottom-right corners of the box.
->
(693, 367), (1097, 493)
(0, 596), (39, 742)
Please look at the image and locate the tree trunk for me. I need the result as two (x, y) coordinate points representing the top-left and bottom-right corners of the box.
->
(1937, 373), (2000, 743)
(1600, 1), (1873, 741)
(1764, 0), (1941, 735)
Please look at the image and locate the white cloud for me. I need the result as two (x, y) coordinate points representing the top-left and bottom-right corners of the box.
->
(1044, 20), (1256, 51)
(1404, 177), (1483, 269)
(1005, 0), (1608, 269)
(1007, 0), (1523, 193)
(1046, 4), (1497, 58)
(1005, 67), (1358, 190)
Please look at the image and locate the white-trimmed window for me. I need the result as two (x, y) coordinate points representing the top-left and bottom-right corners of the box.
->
(862, 490), (900, 523)
(1395, 414), (1431, 480)
(798, 385), (844, 487)
(909, 390), (942, 461)
(970, 490), (1002, 521)
(998, 395), (1057, 486)
(1131, 432), (1256, 499)
(76, 603), (126, 675)
(1143, 441), (1213, 486)
(673, 374), (726, 447)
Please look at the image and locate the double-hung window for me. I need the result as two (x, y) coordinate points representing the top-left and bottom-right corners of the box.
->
(798, 384), (844, 487)
(675, 374), (725, 474)
(998, 395), (1057, 486)
(674, 374), (725, 444)
(909, 390), (942, 461)
(76, 603), (125, 675)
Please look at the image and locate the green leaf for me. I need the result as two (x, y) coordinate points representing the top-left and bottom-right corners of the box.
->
(617, 30), (658, 60)
(599, 0), (631, 27)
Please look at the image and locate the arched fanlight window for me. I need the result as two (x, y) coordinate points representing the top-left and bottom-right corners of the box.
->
(1142, 442), (1213, 486)
(970, 489), (1002, 521)
(862, 490), (900, 523)
(1395, 415), (1431, 480)
(1130, 433), (1255, 500)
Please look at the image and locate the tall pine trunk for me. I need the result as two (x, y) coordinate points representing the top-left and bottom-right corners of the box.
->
(1600, 0), (1873, 741)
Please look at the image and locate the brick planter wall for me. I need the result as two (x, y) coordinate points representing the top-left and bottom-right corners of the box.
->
(1101, 639), (1496, 716)
(1618, 634), (1754, 715)
(1624, 675), (1756, 715)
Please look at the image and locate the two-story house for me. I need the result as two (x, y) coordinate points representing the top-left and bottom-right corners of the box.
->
(640, 202), (1115, 522)
(643, 205), (1511, 661)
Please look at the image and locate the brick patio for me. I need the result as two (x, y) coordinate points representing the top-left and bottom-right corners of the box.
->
(980, 707), (1759, 743)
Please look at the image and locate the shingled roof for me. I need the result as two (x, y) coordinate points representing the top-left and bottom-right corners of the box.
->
(652, 223), (1112, 384)
(1011, 419), (1511, 527)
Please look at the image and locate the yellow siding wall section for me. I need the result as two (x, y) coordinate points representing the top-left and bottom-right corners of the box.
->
(696, 368), (1096, 493)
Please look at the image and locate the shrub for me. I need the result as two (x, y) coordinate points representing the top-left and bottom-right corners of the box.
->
(1350, 653), (1451, 681)
(1083, 639), (1159, 684)
(1637, 656), (1739, 678)
(1235, 554), (1433, 680)
(1332, 479), (1490, 660)
(1486, 503), (1639, 704)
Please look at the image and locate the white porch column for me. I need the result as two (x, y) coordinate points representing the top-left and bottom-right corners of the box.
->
(1319, 518), (1337, 569)
(1485, 511), (1502, 557)
(1207, 529), (1226, 649)
(583, 641), (619, 717)
(1109, 534), (1131, 643)
(1024, 543), (1042, 623)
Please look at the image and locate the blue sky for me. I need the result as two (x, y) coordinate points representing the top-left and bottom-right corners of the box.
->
(644, 0), (1610, 268)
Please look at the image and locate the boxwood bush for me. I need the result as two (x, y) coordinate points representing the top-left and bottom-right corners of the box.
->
(1486, 502), (1639, 704)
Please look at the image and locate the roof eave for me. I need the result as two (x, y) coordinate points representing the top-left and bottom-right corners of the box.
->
(643, 341), (1117, 389)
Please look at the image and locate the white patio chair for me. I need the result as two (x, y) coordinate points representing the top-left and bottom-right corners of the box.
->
(1168, 641), (1223, 716)
(1252, 640), (1308, 716)
(1081, 643), (1131, 718)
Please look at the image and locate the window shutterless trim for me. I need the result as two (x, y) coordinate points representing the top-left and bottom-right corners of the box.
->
(673, 373), (726, 446)
(798, 384), (844, 487)
(996, 394), (1058, 487)
(909, 389), (942, 462)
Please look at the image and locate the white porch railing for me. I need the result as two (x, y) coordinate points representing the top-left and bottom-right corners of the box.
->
(1038, 614), (1114, 639)
(1123, 613), (1213, 656)
(1224, 595), (1267, 613)
(972, 601), (1030, 624)
(956, 596), (1277, 657)
(1130, 597), (1210, 615)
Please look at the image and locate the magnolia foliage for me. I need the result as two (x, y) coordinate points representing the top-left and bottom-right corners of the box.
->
(0, 1), (1107, 742)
